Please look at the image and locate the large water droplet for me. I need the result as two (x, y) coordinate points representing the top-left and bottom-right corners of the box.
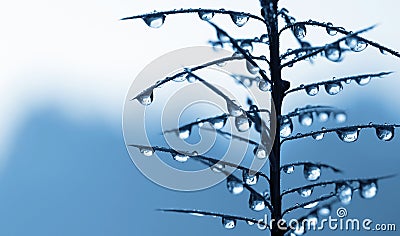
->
(334, 112), (347, 123)
(254, 145), (268, 159)
(210, 117), (227, 130)
(336, 183), (353, 205)
(318, 205), (331, 216)
(186, 73), (197, 83)
(359, 180), (378, 199)
(317, 112), (329, 122)
(324, 82), (343, 95)
(227, 100), (243, 117)
(375, 126), (394, 141)
(305, 85), (319, 96)
(303, 164), (321, 181)
(280, 116), (293, 138)
(242, 170), (258, 185)
(227, 176), (244, 195)
(303, 201), (319, 209)
(246, 60), (260, 74)
(298, 187), (313, 197)
(326, 22), (337, 36)
(198, 11), (214, 21)
(143, 14), (166, 28)
(235, 115), (251, 132)
(172, 153), (190, 163)
(294, 23), (307, 39)
(249, 192), (265, 211)
(230, 13), (249, 27)
(345, 35), (358, 49)
(299, 113), (313, 126)
(222, 217), (236, 229)
(258, 79), (272, 92)
(324, 44), (342, 62)
(137, 89), (154, 106)
(178, 127), (191, 140)
(351, 40), (368, 52)
(355, 76), (371, 86)
(336, 128), (359, 143)
(139, 147), (154, 157)
(283, 165), (295, 174)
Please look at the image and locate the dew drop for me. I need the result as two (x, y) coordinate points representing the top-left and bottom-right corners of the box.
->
(137, 89), (154, 106)
(359, 180), (378, 199)
(211, 163), (225, 172)
(260, 34), (269, 43)
(249, 192), (265, 211)
(222, 217), (236, 229)
(298, 187), (313, 197)
(318, 205), (331, 216)
(375, 126), (394, 141)
(298, 113), (313, 126)
(312, 132), (325, 141)
(380, 48), (388, 55)
(283, 165), (295, 174)
(178, 127), (191, 140)
(262, 191), (271, 201)
(294, 23), (307, 39)
(258, 79), (272, 92)
(324, 44), (342, 62)
(303, 201), (319, 209)
(217, 31), (229, 42)
(324, 82), (343, 95)
(317, 112), (329, 122)
(336, 183), (353, 205)
(139, 147), (154, 157)
(198, 11), (214, 21)
(336, 128), (359, 143)
(303, 164), (321, 181)
(235, 115), (251, 132)
(240, 41), (253, 52)
(230, 13), (249, 27)
(351, 40), (368, 52)
(186, 73), (197, 83)
(280, 116), (293, 138)
(242, 170), (258, 185)
(227, 176), (244, 195)
(326, 22), (337, 36)
(172, 153), (190, 163)
(227, 100), (243, 117)
(210, 117), (227, 130)
(334, 112), (347, 123)
(247, 220), (255, 226)
(246, 60), (260, 74)
(305, 85), (319, 96)
(355, 76), (371, 86)
(142, 14), (166, 28)
(196, 118), (204, 127)
(254, 145), (268, 159)
(345, 79), (352, 84)
(345, 35), (358, 49)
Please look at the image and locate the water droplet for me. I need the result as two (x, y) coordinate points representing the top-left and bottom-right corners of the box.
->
(294, 23), (307, 39)
(298, 187), (313, 197)
(283, 165), (295, 174)
(334, 112), (347, 123)
(345, 35), (358, 49)
(324, 82), (343, 95)
(235, 115), (251, 132)
(305, 85), (319, 96)
(380, 48), (388, 55)
(217, 31), (229, 42)
(137, 89), (154, 106)
(336, 128), (359, 143)
(239, 76), (252, 87)
(351, 40), (368, 52)
(196, 118), (204, 127)
(246, 60), (260, 74)
(247, 220), (255, 226)
(211, 163), (225, 172)
(227, 176), (244, 195)
(249, 192), (265, 211)
(139, 147), (154, 157)
(172, 153), (190, 163)
(178, 127), (191, 140)
(326, 22), (337, 36)
(355, 76), (371, 86)
(258, 79), (272, 92)
(254, 145), (268, 159)
(299, 113), (313, 126)
(312, 132), (325, 141)
(318, 206), (331, 216)
(186, 73), (197, 83)
(222, 217), (236, 229)
(172, 75), (186, 82)
(345, 79), (352, 84)
(260, 34), (269, 43)
(359, 180), (378, 199)
(210, 117), (227, 130)
(336, 183), (353, 205)
(324, 44), (342, 62)
(227, 100), (243, 117)
(243, 170), (258, 185)
(230, 13), (249, 27)
(375, 126), (394, 141)
(198, 11), (214, 21)
(240, 41), (253, 52)
(142, 14), (166, 28)
(303, 164), (321, 181)
(262, 191), (270, 200)
(303, 201), (319, 209)
(280, 116), (293, 138)
(317, 112), (329, 122)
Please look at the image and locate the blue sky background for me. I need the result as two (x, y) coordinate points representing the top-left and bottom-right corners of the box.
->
(1, 0), (400, 235)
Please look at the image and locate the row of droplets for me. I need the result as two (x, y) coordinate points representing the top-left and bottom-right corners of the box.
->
(142, 10), (250, 29)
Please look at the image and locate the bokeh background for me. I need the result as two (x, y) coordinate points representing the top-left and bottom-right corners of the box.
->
(1, 0), (399, 235)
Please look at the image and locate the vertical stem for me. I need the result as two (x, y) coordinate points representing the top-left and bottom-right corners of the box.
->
(260, 0), (285, 235)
